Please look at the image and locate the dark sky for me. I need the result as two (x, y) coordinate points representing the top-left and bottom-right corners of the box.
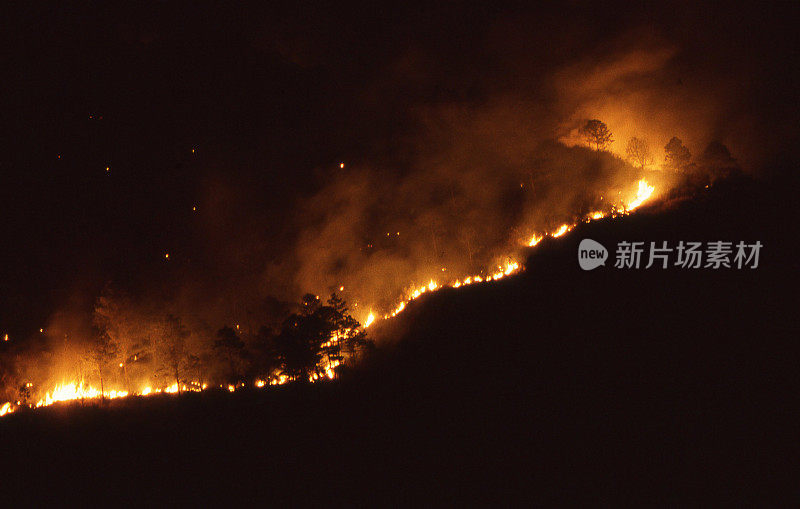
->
(1, 1), (797, 339)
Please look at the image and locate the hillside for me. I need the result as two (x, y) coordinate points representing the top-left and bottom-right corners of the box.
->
(1, 173), (797, 504)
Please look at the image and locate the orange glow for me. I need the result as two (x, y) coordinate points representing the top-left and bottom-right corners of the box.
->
(0, 176), (658, 419)
(528, 234), (543, 247)
(626, 179), (655, 211)
(35, 382), (129, 408)
(360, 178), (656, 328)
(552, 224), (571, 237)
(373, 260), (522, 325)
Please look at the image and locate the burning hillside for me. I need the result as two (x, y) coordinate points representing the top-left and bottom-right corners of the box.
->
(0, 0), (775, 422)
(0, 2), (797, 503)
(1, 162), (662, 417)
(0, 88), (730, 419)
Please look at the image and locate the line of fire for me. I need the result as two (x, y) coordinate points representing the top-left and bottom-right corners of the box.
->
(4, 131), (698, 418)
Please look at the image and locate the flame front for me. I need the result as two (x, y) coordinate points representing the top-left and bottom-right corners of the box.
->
(627, 179), (655, 211)
(363, 178), (656, 328)
(1, 178), (656, 418)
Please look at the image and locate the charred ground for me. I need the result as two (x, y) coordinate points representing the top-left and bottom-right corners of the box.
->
(1, 172), (797, 504)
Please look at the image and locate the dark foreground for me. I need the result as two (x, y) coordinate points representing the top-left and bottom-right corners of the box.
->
(2, 174), (798, 504)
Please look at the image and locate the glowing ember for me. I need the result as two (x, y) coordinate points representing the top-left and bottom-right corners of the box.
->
(0, 402), (13, 417)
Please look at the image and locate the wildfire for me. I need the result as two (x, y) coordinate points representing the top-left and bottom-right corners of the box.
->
(370, 260), (522, 324)
(528, 234), (543, 247)
(627, 179), (655, 211)
(363, 178), (656, 328)
(35, 382), (129, 408)
(0, 176), (657, 419)
(551, 224), (571, 237)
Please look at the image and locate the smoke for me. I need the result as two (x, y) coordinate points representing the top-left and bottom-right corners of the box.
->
(282, 28), (756, 318)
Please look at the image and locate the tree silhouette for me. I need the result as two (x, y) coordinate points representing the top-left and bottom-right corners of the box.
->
(155, 315), (191, 393)
(625, 137), (652, 170)
(93, 286), (154, 391)
(274, 312), (329, 381)
(273, 293), (372, 382)
(251, 326), (279, 381)
(214, 326), (246, 384)
(700, 141), (736, 168)
(86, 331), (119, 399)
(327, 293), (371, 367)
(321, 295), (346, 374)
(579, 119), (614, 151)
(664, 136), (691, 170)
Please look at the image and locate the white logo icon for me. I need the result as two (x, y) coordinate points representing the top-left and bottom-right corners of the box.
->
(578, 239), (608, 270)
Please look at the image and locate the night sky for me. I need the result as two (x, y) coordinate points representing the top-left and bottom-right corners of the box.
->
(1, 1), (797, 339)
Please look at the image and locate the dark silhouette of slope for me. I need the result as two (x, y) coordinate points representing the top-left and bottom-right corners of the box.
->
(1, 174), (797, 505)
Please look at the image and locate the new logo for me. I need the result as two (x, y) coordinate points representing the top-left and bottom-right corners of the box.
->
(578, 239), (608, 270)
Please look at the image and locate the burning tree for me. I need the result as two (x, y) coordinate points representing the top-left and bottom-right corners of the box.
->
(625, 137), (652, 171)
(579, 119), (614, 151)
(273, 293), (371, 382)
(326, 293), (371, 366)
